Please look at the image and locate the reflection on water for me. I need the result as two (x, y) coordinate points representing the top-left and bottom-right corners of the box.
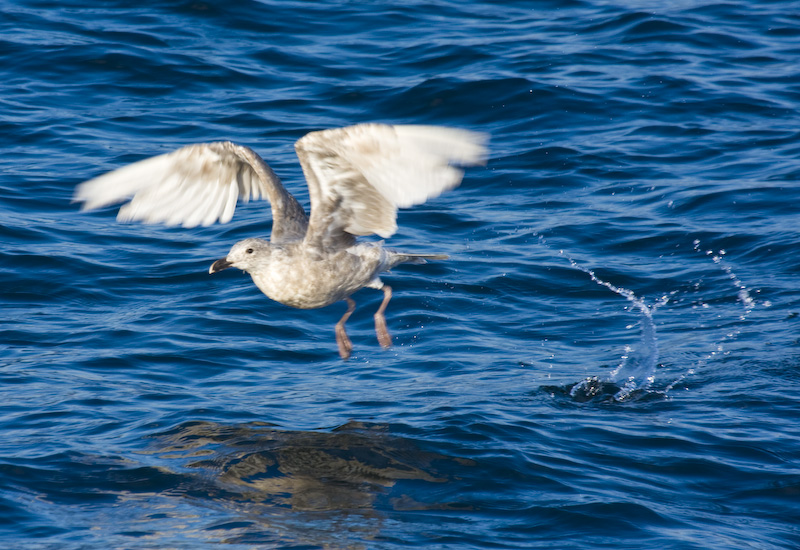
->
(138, 420), (474, 546)
(153, 420), (451, 512)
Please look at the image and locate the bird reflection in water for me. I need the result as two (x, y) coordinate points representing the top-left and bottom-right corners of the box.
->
(150, 420), (473, 517)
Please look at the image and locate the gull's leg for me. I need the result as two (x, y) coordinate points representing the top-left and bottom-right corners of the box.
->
(335, 298), (356, 359)
(374, 285), (393, 349)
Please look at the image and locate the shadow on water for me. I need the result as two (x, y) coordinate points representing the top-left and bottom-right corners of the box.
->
(136, 420), (476, 546)
(149, 420), (462, 509)
(2, 421), (480, 548)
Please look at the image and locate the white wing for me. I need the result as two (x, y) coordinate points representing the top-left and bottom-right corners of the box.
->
(74, 141), (307, 241)
(294, 123), (487, 249)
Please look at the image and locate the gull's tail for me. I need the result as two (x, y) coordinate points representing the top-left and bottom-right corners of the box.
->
(389, 252), (449, 267)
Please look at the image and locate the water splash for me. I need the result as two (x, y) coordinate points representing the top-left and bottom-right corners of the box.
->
(697, 240), (756, 320)
(562, 252), (667, 402)
(534, 234), (761, 403)
(662, 240), (759, 392)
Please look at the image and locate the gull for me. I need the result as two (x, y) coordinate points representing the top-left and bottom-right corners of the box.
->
(74, 123), (487, 358)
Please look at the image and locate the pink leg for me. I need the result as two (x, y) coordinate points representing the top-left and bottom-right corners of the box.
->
(335, 298), (356, 359)
(374, 285), (392, 349)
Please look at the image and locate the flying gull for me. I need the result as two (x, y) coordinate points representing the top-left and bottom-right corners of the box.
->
(74, 123), (487, 358)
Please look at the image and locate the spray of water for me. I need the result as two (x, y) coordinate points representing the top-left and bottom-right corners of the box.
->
(561, 252), (667, 402)
(535, 235), (759, 403)
(662, 240), (758, 393)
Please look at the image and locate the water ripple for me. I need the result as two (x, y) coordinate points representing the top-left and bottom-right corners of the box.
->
(3, 0), (800, 548)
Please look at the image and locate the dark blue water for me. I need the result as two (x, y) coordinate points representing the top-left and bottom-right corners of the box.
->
(3, 1), (800, 548)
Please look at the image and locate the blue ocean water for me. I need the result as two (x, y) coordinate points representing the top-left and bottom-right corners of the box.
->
(2, 0), (800, 548)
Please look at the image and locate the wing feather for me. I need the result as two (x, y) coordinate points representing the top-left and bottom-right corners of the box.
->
(295, 123), (487, 249)
(181, 175), (224, 228)
(220, 177), (239, 224)
(74, 141), (308, 241)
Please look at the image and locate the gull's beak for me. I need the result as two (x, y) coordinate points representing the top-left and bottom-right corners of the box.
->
(209, 257), (233, 274)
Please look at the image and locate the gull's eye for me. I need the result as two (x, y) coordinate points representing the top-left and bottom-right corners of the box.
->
(246, 248), (254, 254)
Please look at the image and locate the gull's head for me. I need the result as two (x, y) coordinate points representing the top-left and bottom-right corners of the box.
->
(209, 237), (272, 274)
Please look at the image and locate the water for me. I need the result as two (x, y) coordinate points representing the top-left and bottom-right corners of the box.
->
(2, 1), (800, 548)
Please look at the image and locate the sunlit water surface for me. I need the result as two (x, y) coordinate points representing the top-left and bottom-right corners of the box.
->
(2, 1), (800, 548)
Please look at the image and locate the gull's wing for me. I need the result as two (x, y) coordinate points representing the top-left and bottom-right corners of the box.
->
(294, 123), (487, 250)
(74, 141), (308, 242)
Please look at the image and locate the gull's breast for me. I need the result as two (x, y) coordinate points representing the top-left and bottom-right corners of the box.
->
(250, 246), (384, 310)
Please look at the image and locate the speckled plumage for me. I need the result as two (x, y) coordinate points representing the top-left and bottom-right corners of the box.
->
(75, 123), (487, 358)
(218, 238), (395, 310)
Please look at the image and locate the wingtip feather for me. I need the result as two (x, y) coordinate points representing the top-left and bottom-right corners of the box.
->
(393, 125), (489, 166)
